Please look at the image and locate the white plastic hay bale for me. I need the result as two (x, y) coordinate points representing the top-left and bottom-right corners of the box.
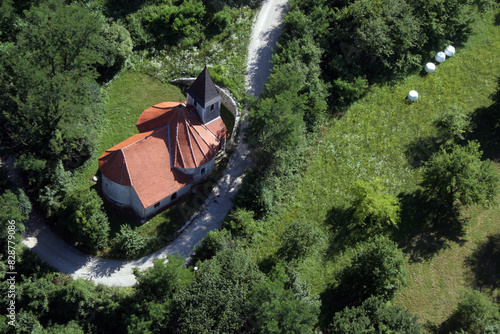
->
(444, 45), (455, 57)
(435, 51), (446, 63)
(92, 175), (99, 182)
(425, 62), (436, 73)
(408, 90), (419, 102)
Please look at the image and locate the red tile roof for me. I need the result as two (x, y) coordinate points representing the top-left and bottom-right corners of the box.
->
(99, 103), (227, 210)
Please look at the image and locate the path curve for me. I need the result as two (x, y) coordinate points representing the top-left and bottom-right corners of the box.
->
(19, 0), (289, 287)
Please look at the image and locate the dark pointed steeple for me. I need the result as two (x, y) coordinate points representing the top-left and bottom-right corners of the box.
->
(186, 65), (222, 109)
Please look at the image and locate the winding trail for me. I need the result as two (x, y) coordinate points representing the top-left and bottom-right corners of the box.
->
(18, 0), (288, 287)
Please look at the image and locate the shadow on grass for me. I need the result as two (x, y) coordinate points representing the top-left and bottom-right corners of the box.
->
(466, 233), (500, 294)
(405, 136), (441, 168)
(325, 206), (373, 256)
(395, 189), (467, 262)
(468, 89), (500, 162)
(319, 283), (350, 330)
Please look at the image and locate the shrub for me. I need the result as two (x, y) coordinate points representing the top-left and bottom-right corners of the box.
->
(330, 296), (424, 333)
(350, 179), (401, 230)
(113, 224), (147, 259)
(441, 289), (500, 334)
(339, 235), (407, 305)
(62, 189), (110, 254)
(422, 141), (499, 208)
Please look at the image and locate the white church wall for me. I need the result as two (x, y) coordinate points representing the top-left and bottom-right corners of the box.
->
(143, 184), (193, 217)
(102, 175), (132, 206)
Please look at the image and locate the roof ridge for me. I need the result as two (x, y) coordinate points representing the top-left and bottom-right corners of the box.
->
(183, 114), (197, 167)
(121, 152), (131, 186)
(188, 121), (209, 163)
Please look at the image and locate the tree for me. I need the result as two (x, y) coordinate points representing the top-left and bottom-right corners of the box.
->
(222, 208), (260, 240)
(113, 224), (148, 259)
(172, 249), (264, 333)
(248, 264), (320, 333)
(193, 228), (234, 262)
(422, 141), (499, 208)
(327, 0), (423, 80)
(129, 256), (193, 333)
(62, 189), (110, 254)
(350, 179), (401, 229)
(329, 296), (424, 333)
(339, 235), (407, 305)
(134, 255), (193, 302)
(410, 0), (474, 51)
(0, 0), (107, 164)
(0, 189), (29, 252)
(441, 289), (500, 334)
(435, 106), (471, 147)
(279, 221), (328, 261)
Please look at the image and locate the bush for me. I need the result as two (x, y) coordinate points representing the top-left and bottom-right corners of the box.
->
(330, 296), (424, 333)
(350, 179), (401, 230)
(339, 235), (407, 305)
(422, 141), (499, 208)
(327, 0), (423, 80)
(62, 189), (110, 254)
(193, 228), (234, 262)
(113, 224), (147, 259)
(441, 289), (500, 334)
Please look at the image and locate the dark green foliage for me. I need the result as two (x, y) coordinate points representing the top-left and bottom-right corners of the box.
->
(279, 221), (328, 261)
(248, 264), (320, 333)
(435, 106), (472, 146)
(134, 255), (193, 302)
(203, 0), (263, 11)
(193, 228), (234, 262)
(128, 256), (193, 333)
(327, 0), (423, 80)
(61, 189), (110, 254)
(422, 141), (499, 207)
(113, 224), (148, 259)
(329, 296), (424, 333)
(173, 249), (264, 333)
(125, 0), (206, 49)
(0, 0), (19, 42)
(221, 208), (259, 239)
(98, 21), (134, 79)
(410, 0), (474, 51)
(441, 289), (500, 334)
(339, 235), (407, 305)
(0, 189), (29, 252)
(43, 321), (85, 334)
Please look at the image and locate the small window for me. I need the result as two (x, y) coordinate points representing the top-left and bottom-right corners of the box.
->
(171, 192), (177, 201)
(210, 104), (214, 111)
(154, 202), (160, 208)
(201, 168), (206, 175)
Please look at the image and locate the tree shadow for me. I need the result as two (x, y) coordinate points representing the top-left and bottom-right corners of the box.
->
(467, 78), (500, 162)
(395, 189), (467, 262)
(318, 281), (351, 330)
(324, 205), (371, 256)
(405, 136), (441, 168)
(466, 234), (500, 294)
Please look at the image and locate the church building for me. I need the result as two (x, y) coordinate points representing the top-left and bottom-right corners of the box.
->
(98, 67), (227, 218)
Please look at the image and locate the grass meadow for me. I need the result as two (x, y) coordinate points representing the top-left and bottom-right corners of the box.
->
(246, 8), (500, 329)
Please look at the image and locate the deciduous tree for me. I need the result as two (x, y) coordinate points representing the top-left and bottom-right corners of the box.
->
(422, 141), (499, 208)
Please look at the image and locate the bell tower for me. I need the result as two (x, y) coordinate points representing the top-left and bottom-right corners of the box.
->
(186, 65), (222, 124)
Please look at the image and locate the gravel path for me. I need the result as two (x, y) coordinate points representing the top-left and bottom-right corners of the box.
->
(18, 0), (288, 287)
